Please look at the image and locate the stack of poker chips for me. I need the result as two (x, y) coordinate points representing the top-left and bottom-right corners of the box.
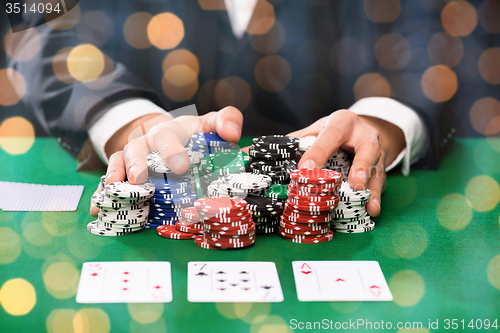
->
(189, 132), (238, 157)
(207, 172), (271, 198)
(193, 197), (256, 249)
(146, 176), (198, 228)
(244, 195), (283, 234)
(279, 168), (342, 243)
(248, 135), (299, 184)
(331, 181), (375, 233)
(155, 207), (205, 240)
(147, 148), (204, 183)
(297, 136), (352, 181)
(89, 179), (155, 236)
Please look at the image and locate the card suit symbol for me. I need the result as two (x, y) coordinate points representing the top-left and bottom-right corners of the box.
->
(239, 271), (249, 274)
(300, 263), (312, 275)
(219, 288), (226, 291)
(91, 273), (99, 277)
(123, 287), (128, 291)
(335, 278), (345, 282)
(123, 279), (129, 283)
(216, 271), (226, 274)
(242, 288), (250, 291)
(261, 285), (273, 290)
(196, 272), (208, 277)
(123, 271), (130, 275)
(154, 285), (161, 289)
(218, 279), (226, 283)
(369, 285), (381, 297)
(230, 283), (238, 287)
(241, 279), (249, 282)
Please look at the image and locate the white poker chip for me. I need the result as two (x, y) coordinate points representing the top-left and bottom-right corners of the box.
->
(87, 220), (144, 236)
(92, 192), (144, 210)
(104, 181), (155, 199)
(334, 220), (375, 233)
(298, 136), (317, 151)
(98, 212), (148, 224)
(221, 172), (272, 190)
(147, 150), (203, 173)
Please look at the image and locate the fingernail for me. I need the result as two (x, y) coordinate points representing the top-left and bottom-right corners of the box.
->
(170, 153), (187, 171)
(373, 198), (381, 210)
(301, 159), (317, 168)
(226, 122), (241, 137)
(106, 169), (118, 179)
(357, 170), (367, 190)
(128, 164), (148, 184)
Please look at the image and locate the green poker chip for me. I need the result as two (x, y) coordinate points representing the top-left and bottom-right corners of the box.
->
(264, 183), (289, 200)
(200, 150), (248, 175)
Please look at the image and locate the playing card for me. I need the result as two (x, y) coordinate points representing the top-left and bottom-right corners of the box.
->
(292, 261), (393, 302)
(76, 262), (172, 303)
(188, 261), (284, 303)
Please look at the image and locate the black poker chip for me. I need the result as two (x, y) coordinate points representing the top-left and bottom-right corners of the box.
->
(252, 135), (299, 148)
(249, 148), (294, 159)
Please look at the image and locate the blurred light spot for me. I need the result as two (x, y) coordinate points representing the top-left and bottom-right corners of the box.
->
(330, 39), (367, 76)
(197, 80), (219, 112)
(46, 3), (80, 30)
(127, 303), (163, 324)
(375, 33), (411, 70)
(0, 68), (25, 106)
(465, 175), (500, 212)
(130, 317), (166, 333)
(420, 65), (457, 102)
(0, 116), (34, 155)
(441, 1), (478, 36)
(47, 309), (77, 333)
(239, 303), (270, 324)
(83, 55), (115, 90)
(0, 278), (36, 315)
(330, 302), (362, 313)
(42, 211), (78, 237)
(364, 0), (401, 23)
(76, 11), (113, 47)
(297, 40), (330, 75)
(437, 193), (473, 231)
(214, 76), (252, 111)
(255, 55), (291, 92)
(249, 20), (285, 54)
(162, 66), (198, 102)
(216, 303), (248, 319)
(427, 32), (464, 67)
(353, 73), (391, 101)
(478, 0), (500, 33)
(43, 262), (79, 299)
(469, 97), (500, 135)
(389, 270), (425, 307)
(295, 74), (332, 111)
(246, 0), (275, 35)
(148, 13), (184, 50)
(124, 12), (153, 49)
(162, 49), (200, 75)
(0, 228), (21, 264)
(67, 44), (105, 82)
(53, 47), (76, 84)
(23, 221), (54, 246)
(488, 254), (500, 290)
(73, 308), (110, 333)
(198, 0), (226, 10)
(250, 315), (293, 333)
(478, 48), (500, 85)
(4, 28), (41, 61)
(391, 222), (428, 258)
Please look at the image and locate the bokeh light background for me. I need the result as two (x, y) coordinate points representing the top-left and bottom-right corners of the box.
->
(0, 0), (500, 332)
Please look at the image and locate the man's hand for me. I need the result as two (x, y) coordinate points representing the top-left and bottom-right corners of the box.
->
(90, 106), (243, 217)
(288, 109), (405, 217)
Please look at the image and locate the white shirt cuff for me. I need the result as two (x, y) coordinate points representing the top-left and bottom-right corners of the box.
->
(88, 98), (169, 164)
(349, 97), (429, 176)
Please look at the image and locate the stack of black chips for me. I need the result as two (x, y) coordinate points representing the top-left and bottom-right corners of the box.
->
(244, 195), (284, 234)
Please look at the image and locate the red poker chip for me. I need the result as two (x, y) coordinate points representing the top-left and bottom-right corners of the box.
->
(198, 209), (250, 219)
(157, 225), (196, 240)
(204, 232), (256, 244)
(204, 236), (255, 248)
(288, 197), (339, 207)
(290, 180), (341, 189)
(290, 168), (342, 184)
(281, 230), (334, 243)
(194, 197), (247, 214)
(282, 211), (333, 223)
(288, 183), (339, 195)
(201, 212), (253, 223)
(288, 193), (338, 203)
(203, 220), (254, 230)
(278, 226), (329, 236)
(205, 224), (256, 236)
(194, 236), (219, 249)
(284, 205), (334, 216)
(286, 202), (337, 212)
(175, 220), (203, 234)
(279, 219), (330, 231)
(181, 207), (200, 221)
(205, 230), (256, 240)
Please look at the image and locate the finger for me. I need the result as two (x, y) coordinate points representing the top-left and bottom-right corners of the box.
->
(123, 137), (150, 185)
(200, 106), (243, 143)
(106, 151), (126, 184)
(364, 155), (386, 217)
(348, 136), (381, 191)
(148, 124), (190, 174)
(240, 146), (250, 154)
(287, 116), (328, 138)
(89, 183), (102, 217)
(298, 110), (354, 169)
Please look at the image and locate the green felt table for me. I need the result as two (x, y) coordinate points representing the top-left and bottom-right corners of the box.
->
(1, 137), (500, 332)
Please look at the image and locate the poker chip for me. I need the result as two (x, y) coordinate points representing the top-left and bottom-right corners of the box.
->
(332, 219), (373, 230)
(279, 219), (330, 230)
(282, 211), (333, 223)
(298, 136), (317, 151)
(248, 148), (294, 159)
(147, 150), (204, 173)
(181, 207), (200, 221)
(149, 194), (197, 205)
(287, 193), (337, 202)
(290, 168), (342, 184)
(252, 135), (299, 147)
(157, 225), (197, 239)
(255, 225), (278, 234)
(264, 184), (288, 199)
(201, 212), (253, 223)
(281, 230), (334, 243)
(194, 197), (247, 214)
(148, 177), (191, 189)
(192, 132), (234, 147)
(99, 220), (147, 229)
(221, 173), (272, 190)
(334, 221), (376, 233)
(194, 236), (219, 249)
(203, 221), (254, 232)
(104, 181), (155, 199)
(87, 220), (144, 236)
(278, 226), (329, 236)
(285, 202), (338, 212)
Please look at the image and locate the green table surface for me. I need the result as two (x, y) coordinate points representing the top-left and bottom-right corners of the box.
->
(1, 137), (500, 333)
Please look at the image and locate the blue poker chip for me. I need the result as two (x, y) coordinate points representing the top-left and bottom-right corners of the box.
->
(191, 132), (233, 147)
(150, 202), (193, 209)
(148, 177), (191, 189)
(148, 216), (179, 222)
(153, 191), (189, 199)
(155, 186), (192, 195)
(149, 195), (197, 205)
(148, 211), (182, 218)
(149, 207), (184, 214)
